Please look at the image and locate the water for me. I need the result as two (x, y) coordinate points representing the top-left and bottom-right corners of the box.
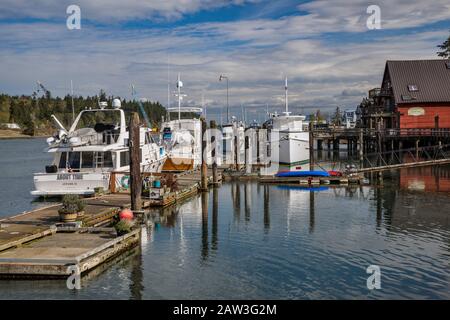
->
(0, 139), (450, 299)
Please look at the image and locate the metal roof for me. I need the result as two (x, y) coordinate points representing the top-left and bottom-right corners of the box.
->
(385, 59), (450, 104)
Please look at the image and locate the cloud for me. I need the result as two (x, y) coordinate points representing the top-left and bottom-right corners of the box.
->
(0, 0), (258, 22)
(0, 0), (449, 120)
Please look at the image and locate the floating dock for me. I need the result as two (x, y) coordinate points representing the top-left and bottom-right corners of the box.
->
(0, 170), (220, 278)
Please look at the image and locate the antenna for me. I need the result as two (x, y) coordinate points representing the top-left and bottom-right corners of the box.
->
(167, 55), (171, 121)
(202, 91), (206, 119)
(284, 76), (289, 114)
(176, 73), (183, 122)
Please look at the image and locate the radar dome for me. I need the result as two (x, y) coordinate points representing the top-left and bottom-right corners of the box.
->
(112, 98), (121, 109)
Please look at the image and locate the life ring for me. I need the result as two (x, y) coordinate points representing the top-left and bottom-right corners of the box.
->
(121, 175), (130, 189)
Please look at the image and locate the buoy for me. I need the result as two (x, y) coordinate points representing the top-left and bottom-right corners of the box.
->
(119, 208), (134, 221)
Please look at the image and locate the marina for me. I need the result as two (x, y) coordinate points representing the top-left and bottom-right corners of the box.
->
(1, 1), (450, 304)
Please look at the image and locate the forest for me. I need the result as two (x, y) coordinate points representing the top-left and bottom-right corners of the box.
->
(0, 90), (167, 136)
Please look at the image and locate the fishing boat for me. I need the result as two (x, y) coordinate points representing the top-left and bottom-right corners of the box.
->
(267, 77), (310, 171)
(160, 74), (202, 171)
(31, 99), (166, 196)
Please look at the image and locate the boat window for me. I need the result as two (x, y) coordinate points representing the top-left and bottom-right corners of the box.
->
(76, 110), (121, 131)
(120, 151), (130, 167)
(104, 152), (113, 167)
(58, 152), (67, 168)
(119, 150), (142, 167)
(68, 152), (80, 169)
(81, 152), (94, 168)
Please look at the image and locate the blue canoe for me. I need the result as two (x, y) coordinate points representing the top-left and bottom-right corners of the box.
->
(275, 170), (330, 178)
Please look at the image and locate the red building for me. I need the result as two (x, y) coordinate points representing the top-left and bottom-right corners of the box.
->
(359, 59), (450, 130)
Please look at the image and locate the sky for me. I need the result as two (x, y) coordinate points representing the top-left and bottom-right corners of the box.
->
(0, 0), (449, 122)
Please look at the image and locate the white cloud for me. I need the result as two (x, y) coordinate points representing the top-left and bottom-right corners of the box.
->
(0, 0), (257, 21)
(0, 1), (449, 119)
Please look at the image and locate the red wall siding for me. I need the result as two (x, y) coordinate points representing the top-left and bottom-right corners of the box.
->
(398, 104), (450, 129)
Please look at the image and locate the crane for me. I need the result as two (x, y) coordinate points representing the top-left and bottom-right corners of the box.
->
(131, 84), (152, 129)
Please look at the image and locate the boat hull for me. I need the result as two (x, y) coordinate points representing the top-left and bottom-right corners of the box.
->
(162, 157), (194, 171)
(31, 172), (110, 196)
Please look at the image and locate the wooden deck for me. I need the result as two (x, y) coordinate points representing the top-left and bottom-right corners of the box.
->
(0, 169), (220, 278)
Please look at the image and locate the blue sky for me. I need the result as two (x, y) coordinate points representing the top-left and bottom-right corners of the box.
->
(0, 0), (449, 121)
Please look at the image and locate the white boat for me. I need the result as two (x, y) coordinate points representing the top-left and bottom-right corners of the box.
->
(160, 74), (203, 171)
(31, 99), (166, 196)
(267, 77), (310, 170)
(161, 107), (203, 171)
(222, 117), (245, 166)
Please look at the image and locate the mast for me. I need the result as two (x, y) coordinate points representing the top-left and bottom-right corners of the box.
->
(284, 76), (289, 114)
(177, 73), (181, 121)
(167, 56), (171, 121)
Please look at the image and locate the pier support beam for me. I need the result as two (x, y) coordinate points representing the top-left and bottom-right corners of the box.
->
(359, 128), (364, 168)
(415, 139), (420, 160)
(129, 112), (142, 211)
(201, 117), (208, 191)
(210, 120), (219, 186)
(309, 122), (315, 171)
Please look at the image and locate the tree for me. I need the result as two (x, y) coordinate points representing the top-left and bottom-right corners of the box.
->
(332, 107), (343, 126)
(437, 32), (450, 58)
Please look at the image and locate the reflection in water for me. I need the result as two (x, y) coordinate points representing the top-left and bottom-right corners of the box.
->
(212, 188), (219, 251)
(1, 143), (450, 299)
(244, 182), (251, 222)
(129, 234), (144, 300)
(263, 185), (270, 233)
(201, 191), (209, 261)
(232, 182), (241, 220)
(309, 191), (315, 233)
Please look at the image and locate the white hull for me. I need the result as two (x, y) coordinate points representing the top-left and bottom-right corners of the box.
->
(31, 158), (165, 196)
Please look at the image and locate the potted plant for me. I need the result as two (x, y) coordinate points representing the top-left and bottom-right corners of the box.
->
(114, 220), (132, 236)
(58, 195), (85, 222)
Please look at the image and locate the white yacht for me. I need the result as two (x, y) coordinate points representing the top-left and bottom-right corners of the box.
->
(31, 99), (166, 196)
(267, 78), (310, 170)
(160, 74), (203, 171)
(161, 107), (202, 171)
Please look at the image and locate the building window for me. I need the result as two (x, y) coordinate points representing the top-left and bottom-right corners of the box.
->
(401, 94), (412, 101)
(446, 61), (450, 69)
(407, 84), (418, 92)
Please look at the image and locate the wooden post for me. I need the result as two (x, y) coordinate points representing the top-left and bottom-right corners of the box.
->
(415, 139), (420, 160)
(359, 128), (364, 168)
(201, 117), (208, 191)
(245, 134), (251, 174)
(309, 122), (315, 170)
(210, 120), (219, 186)
(129, 112), (142, 211)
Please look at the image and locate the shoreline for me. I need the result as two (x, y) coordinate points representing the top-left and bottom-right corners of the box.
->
(0, 129), (49, 140)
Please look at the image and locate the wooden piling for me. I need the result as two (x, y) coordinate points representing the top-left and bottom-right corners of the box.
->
(210, 120), (219, 186)
(359, 128), (364, 168)
(309, 122), (315, 170)
(129, 112), (142, 211)
(201, 117), (208, 191)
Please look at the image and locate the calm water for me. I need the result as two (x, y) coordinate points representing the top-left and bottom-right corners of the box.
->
(0, 138), (449, 299)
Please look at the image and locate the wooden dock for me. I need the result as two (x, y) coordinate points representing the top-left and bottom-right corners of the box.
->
(145, 170), (222, 207)
(0, 193), (141, 278)
(0, 169), (220, 278)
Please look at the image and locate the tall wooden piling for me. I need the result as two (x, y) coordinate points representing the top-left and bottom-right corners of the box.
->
(129, 112), (142, 211)
(210, 120), (219, 186)
(309, 122), (315, 170)
(201, 117), (208, 191)
(359, 128), (364, 168)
